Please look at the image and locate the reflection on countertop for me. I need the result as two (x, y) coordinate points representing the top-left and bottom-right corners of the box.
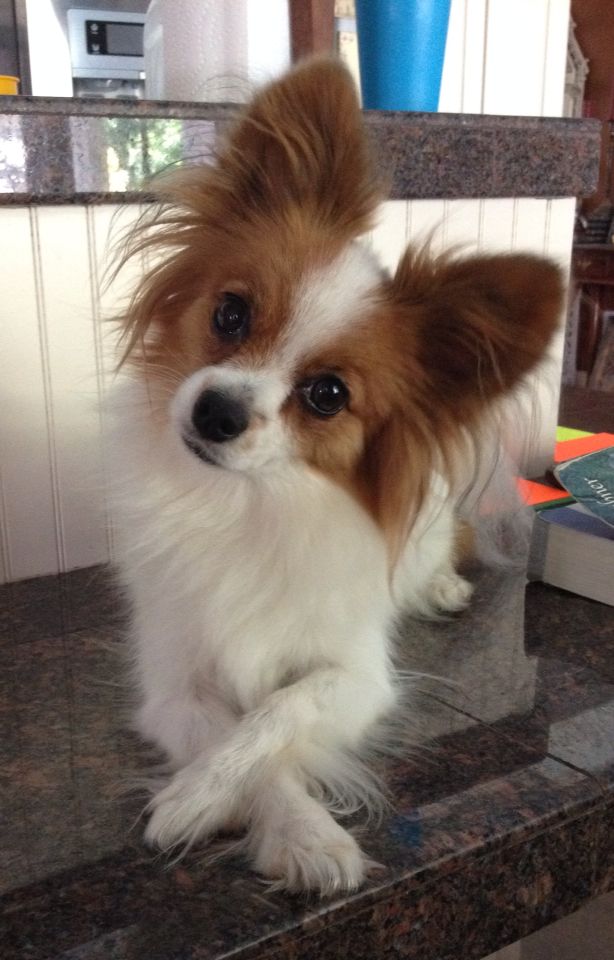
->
(0, 559), (612, 960)
(0, 97), (601, 204)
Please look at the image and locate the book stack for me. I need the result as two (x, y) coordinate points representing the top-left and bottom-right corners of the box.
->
(523, 428), (614, 606)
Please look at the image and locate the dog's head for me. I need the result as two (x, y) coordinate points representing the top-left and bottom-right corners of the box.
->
(120, 59), (564, 552)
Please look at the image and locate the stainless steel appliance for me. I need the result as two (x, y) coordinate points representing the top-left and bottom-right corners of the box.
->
(67, 8), (145, 99)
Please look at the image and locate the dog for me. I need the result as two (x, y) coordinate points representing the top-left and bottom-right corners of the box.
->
(108, 58), (563, 894)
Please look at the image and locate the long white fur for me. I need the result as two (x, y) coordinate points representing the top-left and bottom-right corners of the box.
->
(109, 245), (470, 896)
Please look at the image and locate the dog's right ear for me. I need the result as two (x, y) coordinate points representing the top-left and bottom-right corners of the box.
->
(177, 58), (382, 236)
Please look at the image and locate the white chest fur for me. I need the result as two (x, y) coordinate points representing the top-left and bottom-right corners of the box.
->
(108, 380), (398, 714)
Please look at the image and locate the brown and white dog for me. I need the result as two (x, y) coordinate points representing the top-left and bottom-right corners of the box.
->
(109, 59), (563, 894)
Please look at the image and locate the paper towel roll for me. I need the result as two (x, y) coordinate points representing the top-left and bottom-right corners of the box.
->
(144, 0), (290, 102)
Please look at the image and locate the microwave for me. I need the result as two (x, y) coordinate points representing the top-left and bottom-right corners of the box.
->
(67, 8), (145, 97)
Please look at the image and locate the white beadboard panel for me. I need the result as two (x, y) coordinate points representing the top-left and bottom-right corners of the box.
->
(440, 0), (489, 114)
(511, 199), (549, 251)
(544, 197), (576, 262)
(483, 0), (548, 116)
(31, 206), (109, 573)
(477, 198), (517, 251)
(368, 201), (409, 273)
(0, 203), (145, 583)
(542, 0), (572, 116)
(482, 0), (570, 117)
(0, 207), (62, 582)
(439, 0), (569, 117)
(439, 200), (482, 253)
(89, 204), (122, 565)
(366, 196), (571, 266)
(91, 204), (141, 375)
(90, 203), (148, 563)
(0, 198), (575, 582)
(460, 0), (489, 113)
(438, 0), (467, 114)
(407, 200), (448, 253)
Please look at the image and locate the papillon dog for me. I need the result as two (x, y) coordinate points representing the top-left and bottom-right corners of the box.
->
(109, 59), (563, 894)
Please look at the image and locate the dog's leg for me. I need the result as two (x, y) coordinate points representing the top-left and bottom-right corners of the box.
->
(424, 568), (473, 613)
(136, 685), (238, 770)
(423, 518), (474, 613)
(131, 609), (238, 769)
(247, 767), (368, 894)
(395, 503), (473, 615)
(144, 662), (393, 864)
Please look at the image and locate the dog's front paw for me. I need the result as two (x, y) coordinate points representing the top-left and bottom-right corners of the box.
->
(427, 571), (473, 614)
(252, 804), (368, 896)
(144, 765), (229, 852)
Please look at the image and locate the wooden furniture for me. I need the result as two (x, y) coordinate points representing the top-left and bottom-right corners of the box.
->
(572, 243), (614, 386)
(559, 384), (614, 431)
(288, 0), (335, 61)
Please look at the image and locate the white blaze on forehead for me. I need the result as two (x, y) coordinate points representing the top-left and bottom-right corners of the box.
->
(281, 242), (382, 367)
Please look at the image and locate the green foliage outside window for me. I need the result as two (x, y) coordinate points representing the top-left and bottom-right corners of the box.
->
(104, 117), (183, 190)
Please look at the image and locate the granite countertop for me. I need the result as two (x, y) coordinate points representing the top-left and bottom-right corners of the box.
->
(0, 95), (601, 204)
(0, 558), (612, 960)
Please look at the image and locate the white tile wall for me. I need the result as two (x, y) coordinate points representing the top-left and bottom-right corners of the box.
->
(0, 196), (575, 582)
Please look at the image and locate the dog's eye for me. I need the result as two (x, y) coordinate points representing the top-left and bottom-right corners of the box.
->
(300, 375), (349, 418)
(213, 294), (250, 340)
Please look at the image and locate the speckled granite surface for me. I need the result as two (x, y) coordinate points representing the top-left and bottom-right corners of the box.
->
(0, 96), (600, 204)
(0, 564), (612, 960)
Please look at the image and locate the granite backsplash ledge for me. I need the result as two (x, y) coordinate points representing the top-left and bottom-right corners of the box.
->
(0, 96), (601, 204)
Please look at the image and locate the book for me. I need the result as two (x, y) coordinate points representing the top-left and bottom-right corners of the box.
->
(517, 429), (614, 511)
(528, 503), (614, 606)
(554, 431), (614, 463)
(516, 477), (573, 510)
(554, 445), (614, 529)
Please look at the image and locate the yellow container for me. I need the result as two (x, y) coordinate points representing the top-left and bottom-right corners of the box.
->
(0, 76), (20, 95)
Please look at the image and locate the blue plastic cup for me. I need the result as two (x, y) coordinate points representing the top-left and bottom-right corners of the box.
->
(355, 0), (452, 111)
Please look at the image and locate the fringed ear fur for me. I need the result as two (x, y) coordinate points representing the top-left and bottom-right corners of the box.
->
(362, 416), (435, 566)
(364, 249), (565, 558)
(392, 248), (565, 423)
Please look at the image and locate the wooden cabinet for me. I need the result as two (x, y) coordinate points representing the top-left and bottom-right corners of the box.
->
(572, 244), (614, 384)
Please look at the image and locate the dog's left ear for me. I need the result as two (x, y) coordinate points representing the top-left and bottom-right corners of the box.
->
(215, 58), (382, 233)
(363, 250), (565, 559)
(391, 249), (565, 425)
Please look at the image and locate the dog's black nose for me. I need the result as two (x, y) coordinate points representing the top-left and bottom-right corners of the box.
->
(191, 390), (249, 443)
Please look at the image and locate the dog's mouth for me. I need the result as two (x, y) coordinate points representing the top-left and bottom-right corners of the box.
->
(182, 434), (220, 467)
